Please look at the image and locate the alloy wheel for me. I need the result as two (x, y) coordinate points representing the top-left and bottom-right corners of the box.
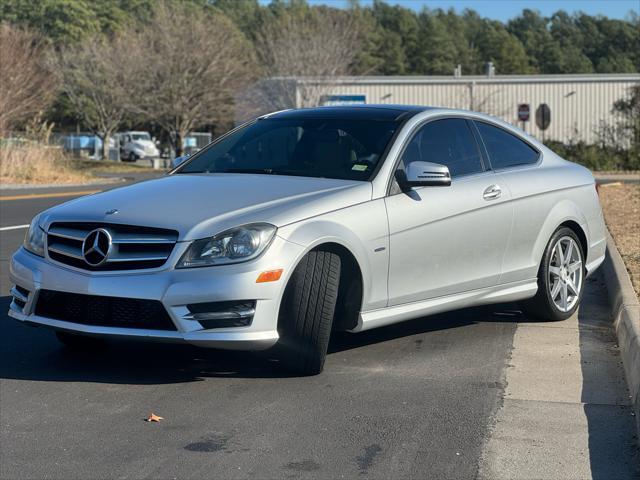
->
(548, 235), (583, 313)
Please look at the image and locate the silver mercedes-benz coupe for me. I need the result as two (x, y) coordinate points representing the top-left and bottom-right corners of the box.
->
(9, 105), (606, 374)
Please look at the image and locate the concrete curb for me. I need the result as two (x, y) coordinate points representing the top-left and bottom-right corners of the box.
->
(602, 229), (640, 438)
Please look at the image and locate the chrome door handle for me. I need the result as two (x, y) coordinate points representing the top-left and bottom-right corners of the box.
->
(483, 184), (502, 200)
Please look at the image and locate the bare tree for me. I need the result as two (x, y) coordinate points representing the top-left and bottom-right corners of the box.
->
(246, 7), (362, 115)
(469, 86), (511, 117)
(0, 23), (58, 136)
(127, 4), (257, 156)
(57, 35), (131, 161)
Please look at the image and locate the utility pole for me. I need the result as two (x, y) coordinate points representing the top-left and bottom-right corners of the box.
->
(468, 81), (475, 111)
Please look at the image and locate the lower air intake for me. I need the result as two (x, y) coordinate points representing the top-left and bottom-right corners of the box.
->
(36, 290), (177, 331)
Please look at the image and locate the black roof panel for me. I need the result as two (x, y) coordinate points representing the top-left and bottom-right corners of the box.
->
(264, 104), (432, 121)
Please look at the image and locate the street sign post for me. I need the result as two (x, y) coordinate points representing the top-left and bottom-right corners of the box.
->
(518, 103), (530, 132)
(535, 103), (551, 141)
(517, 104), (530, 122)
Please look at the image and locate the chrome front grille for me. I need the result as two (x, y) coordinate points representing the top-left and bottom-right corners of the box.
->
(46, 222), (178, 271)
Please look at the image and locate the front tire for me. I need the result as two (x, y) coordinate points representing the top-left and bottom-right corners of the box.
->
(522, 227), (585, 321)
(276, 250), (341, 375)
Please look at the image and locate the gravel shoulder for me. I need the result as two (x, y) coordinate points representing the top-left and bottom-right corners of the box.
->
(599, 183), (640, 296)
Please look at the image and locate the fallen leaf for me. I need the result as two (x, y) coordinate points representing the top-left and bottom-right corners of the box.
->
(146, 413), (164, 422)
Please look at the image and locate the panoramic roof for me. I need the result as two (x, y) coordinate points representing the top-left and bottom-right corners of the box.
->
(265, 104), (432, 121)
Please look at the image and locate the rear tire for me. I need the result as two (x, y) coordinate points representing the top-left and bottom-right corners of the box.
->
(521, 227), (585, 321)
(276, 250), (341, 375)
(55, 331), (105, 351)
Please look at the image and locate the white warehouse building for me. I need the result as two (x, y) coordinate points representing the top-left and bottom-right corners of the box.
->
(241, 74), (639, 145)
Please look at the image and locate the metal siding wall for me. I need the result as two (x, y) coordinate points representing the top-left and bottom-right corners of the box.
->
(324, 79), (638, 144)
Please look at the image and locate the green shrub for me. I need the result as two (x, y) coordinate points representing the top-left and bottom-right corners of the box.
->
(545, 140), (639, 171)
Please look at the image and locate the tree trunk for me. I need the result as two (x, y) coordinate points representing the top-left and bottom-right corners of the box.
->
(174, 127), (190, 158)
(170, 132), (182, 158)
(101, 133), (110, 161)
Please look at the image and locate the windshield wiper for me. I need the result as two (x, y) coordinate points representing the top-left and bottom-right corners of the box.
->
(223, 168), (277, 174)
(271, 169), (325, 178)
(222, 168), (323, 178)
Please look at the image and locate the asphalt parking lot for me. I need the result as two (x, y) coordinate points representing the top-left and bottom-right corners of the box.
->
(1, 179), (638, 479)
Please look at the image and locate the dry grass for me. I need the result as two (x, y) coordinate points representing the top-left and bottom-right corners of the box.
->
(0, 144), (159, 186)
(70, 159), (160, 174)
(599, 183), (640, 296)
(0, 144), (91, 185)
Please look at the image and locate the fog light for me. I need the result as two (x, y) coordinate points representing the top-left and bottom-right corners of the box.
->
(184, 300), (256, 329)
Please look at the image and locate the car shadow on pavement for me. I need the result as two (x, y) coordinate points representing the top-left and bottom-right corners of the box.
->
(0, 295), (524, 384)
(0, 296), (289, 382)
(328, 303), (523, 354)
(578, 275), (640, 479)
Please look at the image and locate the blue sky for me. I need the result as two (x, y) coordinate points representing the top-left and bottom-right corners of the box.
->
(258, 1), (639, 22)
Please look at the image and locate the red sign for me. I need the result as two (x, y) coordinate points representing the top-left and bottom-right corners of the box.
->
(517, 104), (530, 122)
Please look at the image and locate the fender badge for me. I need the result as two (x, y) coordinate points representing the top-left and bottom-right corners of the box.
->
(105, 209), (119, 215)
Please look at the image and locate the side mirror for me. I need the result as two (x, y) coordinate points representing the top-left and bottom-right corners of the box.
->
(399, 161), (451, 188)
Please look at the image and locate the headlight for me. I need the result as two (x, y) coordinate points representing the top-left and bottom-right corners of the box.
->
(177, 223), (277, 268)
(23, 215), (45, 257)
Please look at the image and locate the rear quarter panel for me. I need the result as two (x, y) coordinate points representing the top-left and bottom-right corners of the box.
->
(498, 153), (605, 284)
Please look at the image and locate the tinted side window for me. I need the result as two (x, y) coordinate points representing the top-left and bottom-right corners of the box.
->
(400, 119), (484, 177)
(475, 122), (539, 169)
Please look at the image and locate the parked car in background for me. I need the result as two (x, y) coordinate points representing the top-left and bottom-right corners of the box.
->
(117, 131), (160, 162)
(10, 105), (606, 375)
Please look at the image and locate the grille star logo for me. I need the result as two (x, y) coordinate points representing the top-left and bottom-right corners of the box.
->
(82, 228), (112, 266)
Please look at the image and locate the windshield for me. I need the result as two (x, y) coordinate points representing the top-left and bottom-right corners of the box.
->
(175, 118), (400, 181)
(131, 133), (151, 141)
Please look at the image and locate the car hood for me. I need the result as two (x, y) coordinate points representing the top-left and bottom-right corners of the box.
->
(42, 174), (372, 240)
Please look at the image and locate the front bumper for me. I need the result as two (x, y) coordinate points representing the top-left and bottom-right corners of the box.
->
(8, 236), (305, 350)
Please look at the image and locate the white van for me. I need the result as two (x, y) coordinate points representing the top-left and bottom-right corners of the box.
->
(118, 131), (160, 161)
